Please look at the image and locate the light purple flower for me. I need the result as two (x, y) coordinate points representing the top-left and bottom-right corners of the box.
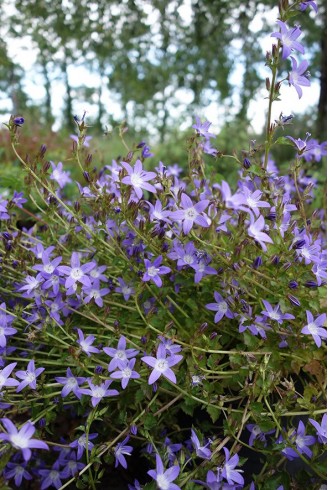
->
(301, 311), (327, 347)
(70, 432), (98, 460)
(4, 461), (32, 487)
(0, 418), (49, 461)
(286, 132), (312, 154)
(143, 256), (171, 287)
(80, 379), (119, 407)
(103, 336), (139, 372)
(158, 336), (182, 356)
(148, 453), (181, 490)
(76, 328), (100, 356)
(221, 447), (244, 486)
(115, 278), (135, 301)
(206, 292), (234, 323)
(170, 193), (210, 235)
(0, 303), (17, 347)
(82, 280), (110, 307)
(55, 367), (86, 399)
(60, 451), (85, 478)
(141, 344), (183, 385)
(70, 134), (93, 147)
(282, 421), (316, 460)
(12, 191), (27, 208)
(33, 253), (62, 279)
(271, 21), (305, 59)
(57, 252), (95, 289)
(191, 429), (212, 460)
(147, 200), (172, 223)
(288, 57), (311, 99)
(191, 260), (217, 284)
(247, 214), (273, 251)
(0, 362), (19, 390)
(114, 436), (133, 469)
(121, 159), (157, 199)
(299, 1), (318, 13)
(309, 413), (327, 444)
(242, 187), (270, 217)
(39, 461), (64, 490)
(110, 358), (140, 389)
(15, 360), (45, 392)
(261, 300), (295, 324)
(192, 116), (216, 140)
(50, 161), (72, 188)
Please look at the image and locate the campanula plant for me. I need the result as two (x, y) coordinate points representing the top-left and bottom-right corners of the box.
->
(0, 0), (326, 489)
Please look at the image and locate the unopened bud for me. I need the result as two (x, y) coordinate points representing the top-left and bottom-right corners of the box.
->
(266, 78), (271, 91)
(287, 294), (301, 307)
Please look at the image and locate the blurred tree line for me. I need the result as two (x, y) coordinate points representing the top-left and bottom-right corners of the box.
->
(0, 0), (326, 140)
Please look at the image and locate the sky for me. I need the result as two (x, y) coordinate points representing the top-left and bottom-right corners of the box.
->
(0, 1), (320, 136)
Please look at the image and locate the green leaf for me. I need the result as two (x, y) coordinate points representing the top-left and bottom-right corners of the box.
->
(143, 413), (157, 430)
(274, 137), (294, 146)
(206, 405), (221, 423)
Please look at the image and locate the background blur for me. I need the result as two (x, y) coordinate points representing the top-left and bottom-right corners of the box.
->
(0, 0), (326, 162)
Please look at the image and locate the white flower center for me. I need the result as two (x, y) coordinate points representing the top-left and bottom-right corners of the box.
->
(26, 372), (36, 383)
(147, 266), (159, 277)
(185, 208), (197, 220)
(155, 359), (168, 372)
(44, 264), (54, 274)
(246, 197), (258, 208)
(122, 368), (132, 378)
(218, 302), (228, 313)
(10, 434), (28, 449)
(183, 254), (194, 264)
(269, 311), (280, 320)
(51, 303), (59, 312)
(130, 174), (143, 187)
(92, 387), (105, 398)
(52, 170), (60, 180)
(90, 270), (99, 278)
(0, 327), (4, 336)
(71, 268), (83, 280)
(301, 248), (310, 259)
(122, 286), (131, 295)
(307, 322), (318, 335)
(115, 350), (126, 360)
(90, 289), (100, 299)
(67, 377), (78, 388)
(49, 470), (59, 481)
(157, 474), (169, 490)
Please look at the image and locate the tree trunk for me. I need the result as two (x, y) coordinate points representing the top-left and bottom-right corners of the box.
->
(62, 55), (73, 130)
(41, 58), (54, 127)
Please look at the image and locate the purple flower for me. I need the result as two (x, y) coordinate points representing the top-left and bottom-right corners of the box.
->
(170, 193), (210, 235)
(141, 344), (183, 385)
(242, 187), (270, 217)
(103, 336), (139, 372)
(18, 275), (44, 295)
(190, 429), (212, 460)
(115, 278), (135, 301)
(143, 256), (171, 287)
(261, 300), (295, 324)
(247, 214), (273, 251)
(121, 159), (157, 199)
(205, 292), (234, 323)
(80, 379), (119, 407)
(70, 432), (97, 460)
(55, 367), (86, 399)
(191, 260), (217, 284)
(288, 57), (311, 99)
(12, 191), (27, 208)
(221, 447), (244, 486)
(299, 1), (318, 12)
(0, 362), (19, 390)
(301, 311), (327, 347)
(33, 253), (62, 279)
(246, 424), (275, 447)
(76, 328), (100, 356)
(49, 161), (72, 188)
(70, 134), (93, 147)
(141, 145), (154, 159)
(282, 421), (316, 459)
(114, 436), (133, 469)
(4, 461), (32, 487)
(39, 461), (64, 490)
(0, 303), (17, 347)
(82, 280), (110, 307)
(147, 200), (172, 223)
(110, 358), (140, 389)
(13, 116), (25, 126)
(158, 336), (182, 356)
(0, 418), (49, 461)
(309, 413), (327, 444)
(192, 116), (215, 139)
(15, 360), (45, 392)
(286, 132), (312, 153)
(148, 453), (181, 490)
(57, 252), (95, 289)
(60, 451), (85, 478)
(271, 21), (305, 59)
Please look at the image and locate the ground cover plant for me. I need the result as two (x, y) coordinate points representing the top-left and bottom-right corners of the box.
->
(0, 0), (326, 489)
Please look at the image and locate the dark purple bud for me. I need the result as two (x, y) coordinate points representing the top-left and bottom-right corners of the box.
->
(40, 144), (47, 157)
(137, 141), (146, 148)
(13, 116), (24, 126)
(2, 232), (13, 241)
(288, 280), (298, 289)
(83, 171), (91, 183)
(140, 335), (147, 344)
(252, 256), (262, 269)
(304, 280), (318, 288)
(293, 239), (306, 249)
(243, 158), (251, 169)
(113, 320), (120, 328)
(266, 212), (276, 221)
(287, 294), (301, 307)
(199, 322), (208, 332)
(210, 332), (218, 340)
(271, 255), (280, 265)
(43, 161), (51, 172)
(12, 260), (19, 268)
(4, 241), (12, 251)
(282, 262), (292, 271)
(114, 207), (121, 214)
(95, 365), (103, 374)
(53, 397), (59, 405)
(39, 418), (46, 428)
(74, 201), (80, 212)
(130, 425), (138, 435)
(152, 383), (158, 393)
(85, 153), (93, 165)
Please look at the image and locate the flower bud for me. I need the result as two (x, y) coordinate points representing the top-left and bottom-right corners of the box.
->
(252, 256), (262, 269)
(304, 280), (318, 288)
(288, 280), (298, 289)
(83, 171), (91, 183)
(13, 116), (25, 126)
(243, 158), (251, 169)
(210, 332), (218, 340)
(293, 239), (306, 249)
(287, 294), (300, 307)
(39, 144), (47, 157)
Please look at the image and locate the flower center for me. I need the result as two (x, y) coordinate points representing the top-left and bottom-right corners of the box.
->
(93, 387), (105, 398)
(218, 302), (228, 313)
(71, 268), (83, 280)
(44, 264), (55, 274)
(26, 372), (36, 383)
(307, 322), (318, 335)
(122, 286), (131, 295)
(67, 377), (78, 388)
(122, 368), (132, 378)
(183, 254), (194, 264)
(147, 266), (159, 277)
(156, 474), (169, 490)
(115, 350), (126, 360)
(246, 197), (258, 208)
(269, 311), (281, 320)
(155, 359), (168, 372)
(185, 208), (197, 220)
(130, 174), (143, 187)
(10, 434), (28, 449)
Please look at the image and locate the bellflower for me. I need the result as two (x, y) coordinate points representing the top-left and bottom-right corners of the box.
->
(115, 278), (135, 301)
(103, 336), (139, 372)
(49, 161), (72, 188)
(282, 420), (316, 459)
(15, 360), (45, 392)
(0, 362), (19, 390)
(141, 344), (183, 385)
(38, 461), (64, 490)
(206, 292), (235, 323)
(70, 432), (98, 460)
(0, 418), (49, 461)
(0, 303), (17, 348)
(110, 358), (140, 389)
(82, 280), (110, 307)
(76, 328), (100, 356)
(55, 367), (86, 399)
(57, 252), (95, 289)
(143, 256), (171, 287)
(271, 21), (304, 59)
(288, 57), (311, 99)
(261, 300), (295, 324)
(148, 453), (181, 490)
(301, 311), (327, 347)
(309, 413), (327, 444)
(114, 436), (133, 468)
(299, 0), (318, 12)
(247, 214), (273, 251)
(190, 429), (212, 460)
(170, 193), (210, 235)
(121, 159), (157, 199)
(79, 379), (119, 407)
(3, 461), (32, 487)
(221, 447), (244, 486)
(60, 451), (85, 478)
